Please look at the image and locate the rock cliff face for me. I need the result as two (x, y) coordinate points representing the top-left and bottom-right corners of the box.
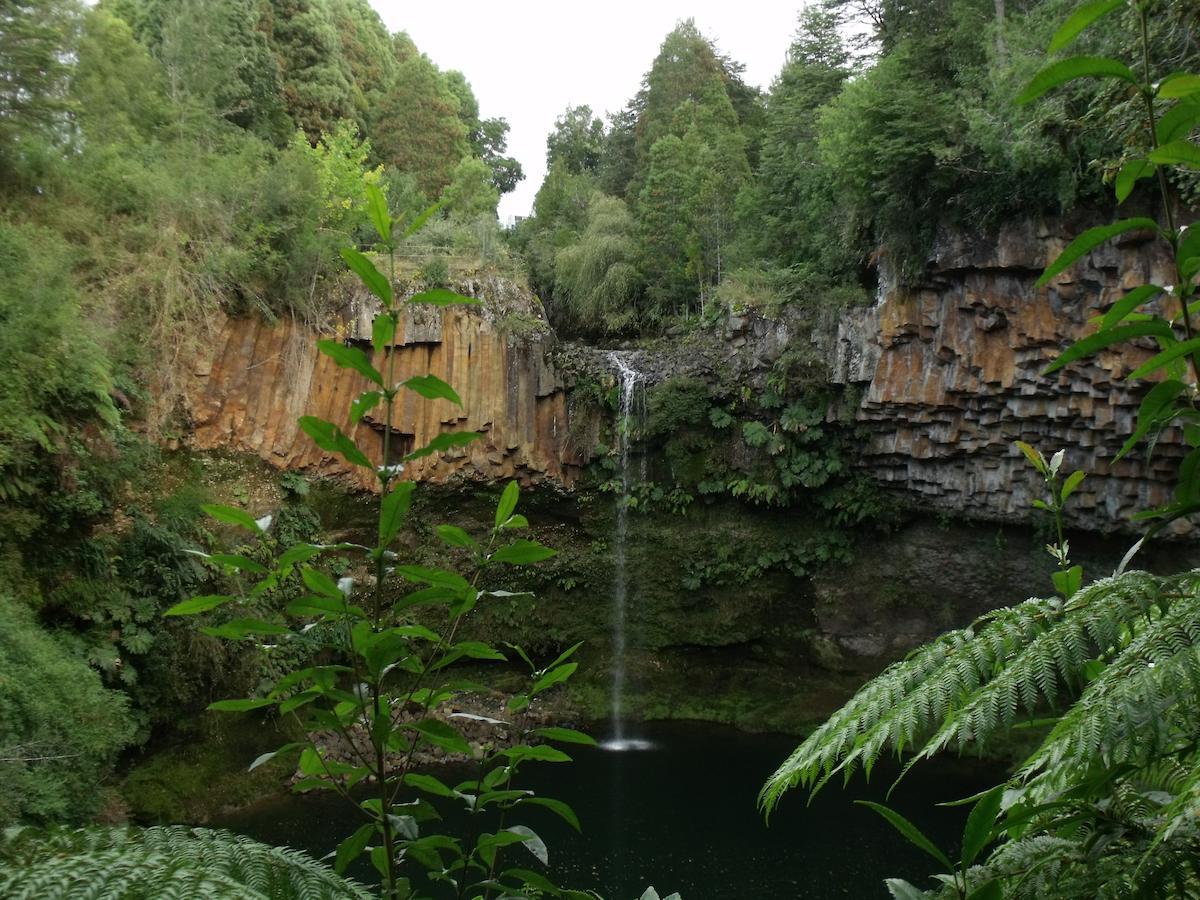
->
(818, 217), (1184, 532)
(179, 276), (583, 490)
(179, 219), (1185, 532)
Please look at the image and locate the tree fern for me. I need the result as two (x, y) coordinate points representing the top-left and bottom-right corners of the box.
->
(763, 569), (1200, 898)
(0, 825), (373, 900)
(760, 570), (1180, 808)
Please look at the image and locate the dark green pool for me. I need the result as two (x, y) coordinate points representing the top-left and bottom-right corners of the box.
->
(216, 721), (1002, 899)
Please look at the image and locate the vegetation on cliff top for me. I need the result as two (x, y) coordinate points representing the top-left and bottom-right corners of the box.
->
(516, 0), (1200, 336)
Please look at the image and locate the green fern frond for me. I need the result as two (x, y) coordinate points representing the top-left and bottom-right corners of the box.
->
(0, 825), (372, 900)
(761, 570), (1180, 811)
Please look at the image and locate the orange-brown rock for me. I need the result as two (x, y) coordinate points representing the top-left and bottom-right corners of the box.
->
(823, 217), (1187, 532)
(179, 276), (584, 490)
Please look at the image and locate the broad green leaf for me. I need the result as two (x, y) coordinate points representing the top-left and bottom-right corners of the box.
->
(201, 618), (291, 639)
(372, 312), (395, 352)
(302, 565), (342, 599)
(365, 183), (391, 244)
(1060, 470), (1086, 502)
(1127, 336), (1200, 380)
(505, 825), (548, 865)
(503, 869), (559, 894)
(503, 743), (571, 763)
(1149, 140), (1200, 169)
(1013, 440), (1046, 474)
(1117, 379), (1188, 460)
(403, 201), (442, 237)
(491, 540), (557, 565)
(339, 248), (392, 304)
(201, 503), (263, 534)
(1177, 226), (1200, 270)
(409, 719), (471, 755)
(1159, 73), (1200, 99)
(1047, 0), (1126, 53)
(396, 565), (472, 590)
(299, 416), (374, 469)
(1114, 159), (1153, 203)
(1016, 56), (1137, 105)
(1036, 218), (1159, 287)
(335, 823), (375, 875)
(401, 374), (462, 405)
(404, 430), (482, 460)
(495, 480), (519, 527)
(165, 595), (232, 616)
(857, 801), (954, 870)
(208, 554), (269, 576)
(279, 543), (325, 569)
(436, 524), (477, 549)
(404, 773), (457, 798)
(532, 726), (596, 746)
(1100, 284), (1162, 330)
(1042, 321), (1173, 374)
(409, 288), (479, 307)
(1051, 565), (1083, 598)
(286, 594), (354, 617)
(432, 640), (506, 669)
(531, 662), (577, 696)
(380, 481), (416, 545)
(543, 640), (584, 672)
(317, 340), (383, 386)
(517, 796), (582, 832)
(1158, 96), (1200, 144)
(248, 743), (301, 771)
(208, 697), (273, 712)
(350, 390), (383, 424)
(885, 880), (929, 900)
(961, 786), (1004, 866)
(966, 881), (1004, 900)
(395, 585), (461, 610)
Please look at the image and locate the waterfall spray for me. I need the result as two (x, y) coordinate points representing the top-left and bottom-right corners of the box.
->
(603, 351), (652, 752)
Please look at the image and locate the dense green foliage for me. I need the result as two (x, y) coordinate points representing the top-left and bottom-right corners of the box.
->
(516, 1), (1200, 336)
(0, 0), (524, 830)
(0, 595), (135, 825)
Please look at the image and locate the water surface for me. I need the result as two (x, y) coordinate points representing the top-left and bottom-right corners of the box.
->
(217, 720), (1001, 899)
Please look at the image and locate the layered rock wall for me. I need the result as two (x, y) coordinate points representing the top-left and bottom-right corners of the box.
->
(179, 276), (583, 490)
(822, 217), (1185, 532)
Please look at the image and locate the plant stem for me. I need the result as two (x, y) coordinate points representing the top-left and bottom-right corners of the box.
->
(1137, 4), (1199, 386)
(374, 241), (401, 899)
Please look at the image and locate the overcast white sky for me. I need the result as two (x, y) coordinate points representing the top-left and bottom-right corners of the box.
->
(371, 1), (809, 222)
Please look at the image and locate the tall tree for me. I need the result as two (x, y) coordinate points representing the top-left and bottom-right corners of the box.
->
(443, 70), (522, 194)
(262, 0), (355, 142)
(749, 6), (854, 277)
(633, 19), (728, 169)
(0, 0), (79, 171)
(370, 33), (469, 198)
(637, 133), (697, 315)
(325, 0), (396, 137)
(545, 105), (606, 175)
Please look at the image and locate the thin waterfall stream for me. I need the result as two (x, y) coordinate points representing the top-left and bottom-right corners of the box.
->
(603, 351), (651, 752)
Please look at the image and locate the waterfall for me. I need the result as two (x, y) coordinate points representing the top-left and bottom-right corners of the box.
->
(603, 351), (652, 752)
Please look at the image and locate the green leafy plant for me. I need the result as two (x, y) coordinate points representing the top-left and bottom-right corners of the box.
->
(1014, 442), (1086, 598)
(165, 185), (592, 900)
